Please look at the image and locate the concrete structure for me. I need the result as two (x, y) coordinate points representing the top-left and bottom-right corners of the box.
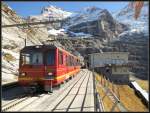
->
(88, 52), (130, 84)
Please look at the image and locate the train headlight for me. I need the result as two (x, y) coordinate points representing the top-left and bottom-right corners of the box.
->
(48, 72), (53, 76)
(20, 72), (26, 76)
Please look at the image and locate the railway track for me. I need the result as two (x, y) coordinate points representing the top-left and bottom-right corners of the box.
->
(2, 94), (30, 111)
(44, 70), (94, 112)
(35, 70), (87, 111)
(14, 70), (85, 111)
(2, 70), (84, 111)
(2, 69), (95, 112)
(50, 70), (89, 112)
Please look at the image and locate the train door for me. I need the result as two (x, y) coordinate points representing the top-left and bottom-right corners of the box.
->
(44, 49), (56, 92)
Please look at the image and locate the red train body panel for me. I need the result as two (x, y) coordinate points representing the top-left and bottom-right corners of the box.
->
(18, 45), (81, 92)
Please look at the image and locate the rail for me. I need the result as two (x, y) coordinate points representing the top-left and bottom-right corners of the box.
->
(94, 73), (128, 112)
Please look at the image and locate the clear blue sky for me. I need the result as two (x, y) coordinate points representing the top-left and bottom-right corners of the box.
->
(4, 1), (129, 18)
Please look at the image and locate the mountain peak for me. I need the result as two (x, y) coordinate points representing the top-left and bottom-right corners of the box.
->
(41, 5), (64, 14)
(83, 6), (102, 13)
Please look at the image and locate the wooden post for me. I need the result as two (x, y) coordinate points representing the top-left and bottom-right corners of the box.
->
(112, 81), (114, 93)
(117, 85), (120, 100)
(102, 76), (104, 86)
(24, 38), (26, 47)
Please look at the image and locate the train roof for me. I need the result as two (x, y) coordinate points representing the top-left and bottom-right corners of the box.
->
(21, 45), (80, 60)
(21, 45), (56, 51)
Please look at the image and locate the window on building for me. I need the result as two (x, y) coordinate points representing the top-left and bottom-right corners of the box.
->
(114, 67), (117, 72)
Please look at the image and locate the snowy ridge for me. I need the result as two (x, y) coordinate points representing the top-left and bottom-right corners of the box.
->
(30, 5), (73, 21)
(42, 5), (72, 19)
(48, 28), (66, 36)
(65, 6), (107, 27)
(113, 2), (148, 34)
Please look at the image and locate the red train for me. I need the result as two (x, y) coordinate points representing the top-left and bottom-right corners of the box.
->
(18, 45), (81, 92)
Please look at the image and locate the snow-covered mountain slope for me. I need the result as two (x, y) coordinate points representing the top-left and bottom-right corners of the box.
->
(64, 6), (128, 41)
(29, 5), (72, 21)
(2, 3), (50, 84)
(64, 6), (109, 27)
(113, 2), (148, 34)
(48, 28), (66, 36)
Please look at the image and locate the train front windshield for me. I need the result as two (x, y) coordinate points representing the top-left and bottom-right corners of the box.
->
(20, 50), (55, 65)
(21, 52), (43, 65)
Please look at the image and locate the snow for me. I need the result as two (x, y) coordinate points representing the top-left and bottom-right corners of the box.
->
(2, 49), (19, 84)
(42, 5), (72, 19)
(66, 6), (105, 27)
(2, 49), (19, 58)
(30, 5), (73, 21)
(113, 2), (148, 35)
(131, 81), (149, 102)
(69, 31), (92, 38)
(48, 28), (66, 36)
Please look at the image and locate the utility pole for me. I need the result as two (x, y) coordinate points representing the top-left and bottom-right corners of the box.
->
(24, 38), (26, 47)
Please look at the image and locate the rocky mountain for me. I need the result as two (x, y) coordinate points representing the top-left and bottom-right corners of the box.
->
(29, 5), (72, 21)
(113, 2), (148, 33)
(64, 6), (128, 41)
(29, 5), (72, 30)
(109, 2), (149, 80)
(28, 5), (129, 42)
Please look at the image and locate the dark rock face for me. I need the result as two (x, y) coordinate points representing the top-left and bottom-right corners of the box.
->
(55, 38), (103, 56)
(103, 32), (149, 80)
(67, 9), (128, 41)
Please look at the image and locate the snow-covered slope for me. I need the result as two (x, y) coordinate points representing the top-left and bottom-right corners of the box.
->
(29, 5), (72, 21)
(113, 2), (148, 34)
(2, 3), (50, 84)
(48, 28), (66, 36)
(65, 6), (109, 27)
(64, 6), (128, 40)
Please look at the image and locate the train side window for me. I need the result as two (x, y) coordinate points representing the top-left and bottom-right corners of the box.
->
(64, 55), (66, 66)
(73, 58), (74, 66)
(71, 57), (73, 66)
(71, 56), (73, 66)
(59, 51), (63, 65)
(66, 56), (68, 66)
(67, 56), (69, 66)
(69, 56), (71, 66)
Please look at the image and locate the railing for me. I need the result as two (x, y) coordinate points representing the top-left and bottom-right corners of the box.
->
(94, 72), (128, 112)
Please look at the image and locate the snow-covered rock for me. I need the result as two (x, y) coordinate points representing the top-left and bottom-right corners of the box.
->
(113, 2), (148, 34)
(29, 5), (72, 21)
(2, 3), (50, 84)
(48, 28), (66, 36)
(66, 6), (128, 41)
(65, 6), (104, 27)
